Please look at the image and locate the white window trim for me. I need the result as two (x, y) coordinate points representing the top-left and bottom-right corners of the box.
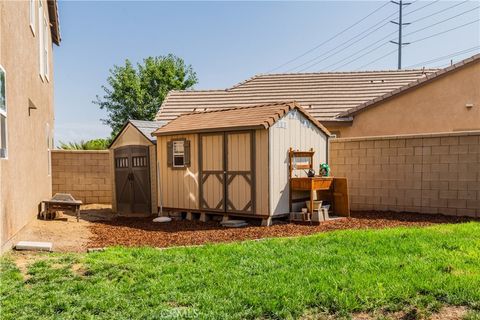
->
(0, 65), (8, 160)
(38, 0), (44, 81)
(43, 15), (49, 81)
(29, 0), (36, 36)
(172, 140), (185, 168)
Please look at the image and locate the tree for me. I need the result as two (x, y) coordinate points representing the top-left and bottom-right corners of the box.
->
(94, 54), (197, 137)
(59, 138), (110, 150)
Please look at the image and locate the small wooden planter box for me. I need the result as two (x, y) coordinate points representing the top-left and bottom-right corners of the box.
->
(290, 177), (333, 191)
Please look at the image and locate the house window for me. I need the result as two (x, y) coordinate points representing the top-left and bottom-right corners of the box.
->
(43, 15), (49, 80)
(0, 65), (7, 159)
(173, 140), (185, 167)
(38, 0), (44, 79)
(30, 0), (36, 35)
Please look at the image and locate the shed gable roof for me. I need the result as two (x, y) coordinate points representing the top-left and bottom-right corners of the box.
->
(153, 101), (331, 136)
(155, 69), (438, 122)
(109, 120), (167, 148)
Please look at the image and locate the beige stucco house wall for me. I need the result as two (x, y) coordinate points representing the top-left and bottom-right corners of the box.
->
(0, 0), (60, 251)
(334, 59), (480, 138)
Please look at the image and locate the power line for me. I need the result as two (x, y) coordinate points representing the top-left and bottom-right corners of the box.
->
(405, 46), (480, 68)
(404, 5), (480, 38)
(318, 30), (397, 71)
(296, 0), (446, 72)
(279, 0), (449, 73)
(331, 41), (392, 71)
(288, 16), (397, 72)
(265, 1), (391, 73)
(403, 0), (439, 17)
(324, 4), (479, 71)
(355, 21), (479, 72)
(355, 48), (398, 70)
(288, 0), (440, 72)
(409, 18), (480, 43)
(408, 0), (470, 24)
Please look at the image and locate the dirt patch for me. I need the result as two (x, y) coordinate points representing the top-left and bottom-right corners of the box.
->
(87, 211), (478, 249)
(9, 205), (114, 253)
(11, 251), (41, 280)
(351, 305), (469, 320)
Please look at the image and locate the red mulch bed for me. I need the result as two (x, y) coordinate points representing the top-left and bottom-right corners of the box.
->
(87, 211), (478, 249)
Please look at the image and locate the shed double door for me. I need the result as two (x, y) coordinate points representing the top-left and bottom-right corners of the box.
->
(199, 131), (255, 215)
(114, 146), (151, 214)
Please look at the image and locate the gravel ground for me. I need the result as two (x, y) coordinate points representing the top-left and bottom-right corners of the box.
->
(87, 211), (478, 249)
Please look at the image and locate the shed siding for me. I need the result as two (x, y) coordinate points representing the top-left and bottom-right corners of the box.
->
(158, 134), (199, 210)
(269, 110), (328, 215)
(200, 134), (224, 210)
(255, 129), (269, 216)
(227, 132), (253, 214)
(110, 124), (151, 149)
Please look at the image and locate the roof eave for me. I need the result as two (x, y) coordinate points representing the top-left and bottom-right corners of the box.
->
(47, 0), (61, 45)
(339, 53), (480, 118)
(153, 125), (266, 136)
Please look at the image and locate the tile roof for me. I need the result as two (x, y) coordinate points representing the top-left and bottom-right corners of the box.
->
(155, 69), (438, 122)
(339, 53), (480, 117)
(153, 101), (331, 136)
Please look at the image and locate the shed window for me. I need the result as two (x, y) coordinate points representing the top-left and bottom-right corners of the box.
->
(167, 139), (191, 168)
(115, 157), (129, 168)
(0, 66), (7, 159)
(132, 156), (147, 167)
(173, 141), (185, 167)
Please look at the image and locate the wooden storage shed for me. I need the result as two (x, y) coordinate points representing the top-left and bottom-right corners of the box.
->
(109, 120), (166, 215)
(152, 101), (331, 225)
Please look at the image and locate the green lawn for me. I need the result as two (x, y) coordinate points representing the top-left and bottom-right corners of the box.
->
(1, 223), (480, 319)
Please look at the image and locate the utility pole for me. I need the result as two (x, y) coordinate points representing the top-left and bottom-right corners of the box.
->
(390, 0), (411, 69)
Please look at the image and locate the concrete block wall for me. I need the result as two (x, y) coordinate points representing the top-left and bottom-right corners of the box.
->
(51, 150), (112, 204)
(329, 131), (480, 217)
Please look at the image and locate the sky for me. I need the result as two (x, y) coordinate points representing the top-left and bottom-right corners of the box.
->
(53, 0), (480, 144)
